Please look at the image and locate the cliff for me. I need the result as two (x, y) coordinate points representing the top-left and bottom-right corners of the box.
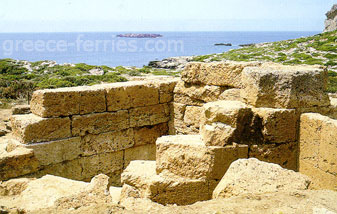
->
(324, 4), (337, 32)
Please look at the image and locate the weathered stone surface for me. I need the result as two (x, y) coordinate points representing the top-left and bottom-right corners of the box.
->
(133, 123), (168, 147)
(300, 113), (337, 177)
(11, 105), (31, 115)
(200, 101), (253, 146)
(106, 81), (159, 112)
(299, 160), (337, 190)
(0, 144), (40, 180)
(324, 4), (337, 32)
(11, 114), (71, 144)
(150, 79), (178, 103)
(30, 86), (107, 117)
(25, 137), (82, 166)
(173, 93), (204, 106)
(249, 142), (298, 171)
(72, 110), (129, 136)
(171, 103), (186, 120)
(121, 160), (211, 205)
(252, 108), (298, 143)
(170, 118), (199, 135)
(174, 81), (225, 103)
(181, 61), (261, 88)
(0, 177), (33, 196)
(241, 63), (330, 108)
(124, 144), (156, 168)
(183, 106), (203, 128)
(156, 135), (248, 180)
(200, 123), (236, 147)
(219, 89), (242, 101)
(81, 129), (134, 156)
(213, 158), (311, 199)
(0, 175), (89, 212)
(129, 104), (170, 127)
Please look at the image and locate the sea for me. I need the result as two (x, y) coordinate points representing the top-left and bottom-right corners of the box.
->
(0, 31), (319, 67)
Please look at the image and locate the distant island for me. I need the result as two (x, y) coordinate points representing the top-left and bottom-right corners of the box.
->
(116, 33), (163, 38)
(214, 43), (232, 46)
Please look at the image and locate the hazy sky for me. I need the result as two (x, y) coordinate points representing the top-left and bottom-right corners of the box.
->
(0, 0), (335, 32)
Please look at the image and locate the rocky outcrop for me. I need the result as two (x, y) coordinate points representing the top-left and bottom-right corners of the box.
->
(148, 56), (193, 71)
(324, 4), (337, 32)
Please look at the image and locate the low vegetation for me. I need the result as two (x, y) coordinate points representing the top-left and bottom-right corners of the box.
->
(191, 30), (337, 92)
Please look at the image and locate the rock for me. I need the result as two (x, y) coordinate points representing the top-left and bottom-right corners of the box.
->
(121, 160), (211, 205)
(129, 104), (170, 127)
(11, 114), (71, 144)
(11, 105), (31, 115)
(156, 135), (248, 180)
(181, 61), (261, 88)
(133, 123), (169, 147)
(212, 158), (311, 199)
(241, 63), (330, 108)
(88, 68), (104, 75)
(183, 106), (203, 128)
(148, 56), (193, 71)
(324, 4), (337, 32)
(124, 144), (156, 168)
(0, 128), (8, 137)
(219, 88), (242, 101)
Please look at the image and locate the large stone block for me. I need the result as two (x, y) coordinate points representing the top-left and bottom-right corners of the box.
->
(81, 129), (134, 156)
(213, 158), (311, 199)
(124, 144), (156, 168)
(249, 142), (298, 171)
(11, 114), (71, 144)
(133, 123), (168, 147)
(0, 143), (40, 180)
(299, 160), (337, 191)
(156, 135), (248, 180)
(171, 102), (186, 120)
(252, 108), (298, 143)
(173, 93), (204, 106)
(241, 63), (330, 108)
(174, 81), (225, 103)
(129, 104), (170, 127)
(30, 86), (106, 118)
(200, 101), (253, 146)
(183, 106), (203, 128)
(106, 81), (159, 112)
(121, 160), (211, 205)
(72, 110), (129, 136)
(181, 61), (261, 88)
(25, 137), (82, 166)
(219, 88), (242, 101)
(150, 79), (178, 103)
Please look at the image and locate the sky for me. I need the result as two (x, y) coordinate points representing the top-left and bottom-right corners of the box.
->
(0, 0), (335, 32)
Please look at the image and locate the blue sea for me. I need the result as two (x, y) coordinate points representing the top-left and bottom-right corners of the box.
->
(0, 31), (319, 67)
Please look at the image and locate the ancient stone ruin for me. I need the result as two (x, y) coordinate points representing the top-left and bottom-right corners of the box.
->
(0, 61), (336, 211)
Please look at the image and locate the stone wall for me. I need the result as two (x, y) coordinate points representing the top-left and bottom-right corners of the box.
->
(3, 79), (176, 185)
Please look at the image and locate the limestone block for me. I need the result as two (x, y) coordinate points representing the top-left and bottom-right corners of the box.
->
(129, 104), (170, 127)
(30, 86), (106, 117)
(181, 61), (261, 88)
(252, 108), (298, 143)
(81, 129), (134, 156)
(213, 158), (311, 199)
(219, 88), (242, 101)
(183, 106), (203, 128)
(12, 105), (31, 115)
(121, 160), (211, 205)
(200, 101), (253, 145)
(173, 93), (204, 106)
(124, 144), (156, 168)
(133, 123), (168, 147)
(106, 81), (159, 112)
(299, 160), (337, 191)
(200, 123), (236, 147)
(249, 142), (298, 171)
(318, 116), (337, 176)
(172, 102), (186, 120)
(174, 81), (225, 103)
(299, 113), (326, 166)
(150, 79), (178, 103)
(171, 118), (199, 135)
(241, 63), (330, 108)
(11, 114), (71, 144)
(25, 137), (82, 166)
(0, 145), (40, 180)
(72, 110), (129, 136)
(156, 135), (248, 180)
